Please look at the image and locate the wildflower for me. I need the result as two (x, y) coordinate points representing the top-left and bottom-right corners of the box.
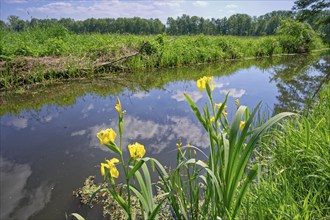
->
(115, 97), (121, 113)
(215, 103), (228, 117)
(210, 116), (215, 124)
(100, 162), (109, 177)
(196, 76), (214, 92)
(240, 121), (246, 131)
(128, 142), (146, 160)
(235, 99), (240, 108)
(106, 158), (120, 178)
(97, 128), (117, 145)
(176, 139), (182, 149)
(215, 103), (227, 110)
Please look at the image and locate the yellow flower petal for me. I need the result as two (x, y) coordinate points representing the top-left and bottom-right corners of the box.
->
(110, 167), (119, 178)
(215, 103), (227, 109)
(128, 142), (146, 160)
(235, 99), (240, 107)
(115, 97), (121, 113)
(106, 158), (120, 178)
(96, 128), (117, 145)
(240, 121), (246, 131)
(108, 158), (119, 164)
(100, 163), (109, 176)
(105, 128), (117, 143)
(196, 79), (205, 92)
(210, 82), (215, 91)
(196, 76), (214, 92)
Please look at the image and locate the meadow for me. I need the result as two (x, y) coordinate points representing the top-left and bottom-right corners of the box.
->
(0, 20), (326, 89)
(1, 18), (329, 219)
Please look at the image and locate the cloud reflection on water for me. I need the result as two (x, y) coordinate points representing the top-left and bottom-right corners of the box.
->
(220, 88), (246, 98)
(171, 91), (203, 102)
(6, 117), (28, 130)
(132, 91), (150, 99)
(0, 157), (53, 220)
(73, 115), (209, 154)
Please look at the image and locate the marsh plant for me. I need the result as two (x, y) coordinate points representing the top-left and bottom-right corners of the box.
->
(71, 76), (294, 220)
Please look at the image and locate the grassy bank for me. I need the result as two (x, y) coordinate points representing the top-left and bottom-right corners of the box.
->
(0, 22), (326, 89)
(243, 83), (330, 218)
(1, 53), (326, 116)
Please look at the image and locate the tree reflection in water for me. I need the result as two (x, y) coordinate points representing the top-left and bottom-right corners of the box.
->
(270, 52), (329, 114)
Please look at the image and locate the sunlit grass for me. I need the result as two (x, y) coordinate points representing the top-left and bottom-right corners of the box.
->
(1, 24), (326, 88)
(243, 83), (330, 219)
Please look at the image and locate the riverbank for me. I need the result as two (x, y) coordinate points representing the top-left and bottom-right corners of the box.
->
(0, 30), (326, 89)
(244, 82), (330, 218)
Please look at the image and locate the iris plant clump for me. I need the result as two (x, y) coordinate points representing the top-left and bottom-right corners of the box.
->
(72, 75), (294, 220)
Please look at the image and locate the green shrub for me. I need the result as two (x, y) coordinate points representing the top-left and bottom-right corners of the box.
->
(277, 19), (323, 53)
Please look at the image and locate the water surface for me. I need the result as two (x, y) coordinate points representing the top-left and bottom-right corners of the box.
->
(0, 52), (329, 219)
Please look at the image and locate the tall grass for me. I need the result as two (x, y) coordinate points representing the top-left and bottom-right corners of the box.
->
(244, 83), (330, 219)
(1, 29), (326, 89)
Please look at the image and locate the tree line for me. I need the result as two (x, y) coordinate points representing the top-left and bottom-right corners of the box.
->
(0, 11), (295, 36)
(1, 3), (329, 41)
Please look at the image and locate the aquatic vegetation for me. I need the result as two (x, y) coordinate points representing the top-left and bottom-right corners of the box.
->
(84, 97), (171, 220)
(71, 76), (299, 219)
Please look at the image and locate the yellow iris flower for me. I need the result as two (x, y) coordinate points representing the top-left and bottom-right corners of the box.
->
(215, 103), (228, 117)
(97, 128), (117, 145)
(196, 76), (214, 92)
(235, 99), (240, 107)
(106, 158), (120, 178)
(215, 103), (227, 110)
(128, 142), (146, 160)
(240, 121), (246, 131)
(100, 162), (109, 177)
(115, 97), (121, 113)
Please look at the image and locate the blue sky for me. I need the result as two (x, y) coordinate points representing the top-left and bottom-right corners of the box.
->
(1, 0), (296, 23)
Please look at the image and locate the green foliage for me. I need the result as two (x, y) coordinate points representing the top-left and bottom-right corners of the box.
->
(0, 27), (326, 89)
(277, 19), (323, 53)
(245, 83), (330, 219)
(180, 82), (295, 219)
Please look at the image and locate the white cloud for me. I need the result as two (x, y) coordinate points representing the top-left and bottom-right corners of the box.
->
(13, 183), (53, 220)
(42, 113), (59, 123)
(4, 0), (28, 3)
(71, 130), (86, 136)
(193, 1), (208, 7)
(213, 82), (225, 89)
(225, 4), (238, 9)
(132, 91), (150, 99)
(171, 91), (202, 103)
(6, 117), (28, 129)
(0, 157), (53, 220)
(0, 157), (32, 219)
(220, 88), (246, 98)
(23, 0), (183, 22)
(82, 104), (94, 113)
(47, 2), (72, 8)
(82, 114), (209, 154)
(227, 10), (237, 15)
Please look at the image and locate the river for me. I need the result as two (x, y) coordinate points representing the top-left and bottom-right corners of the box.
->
(0, 52), (328, 219)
